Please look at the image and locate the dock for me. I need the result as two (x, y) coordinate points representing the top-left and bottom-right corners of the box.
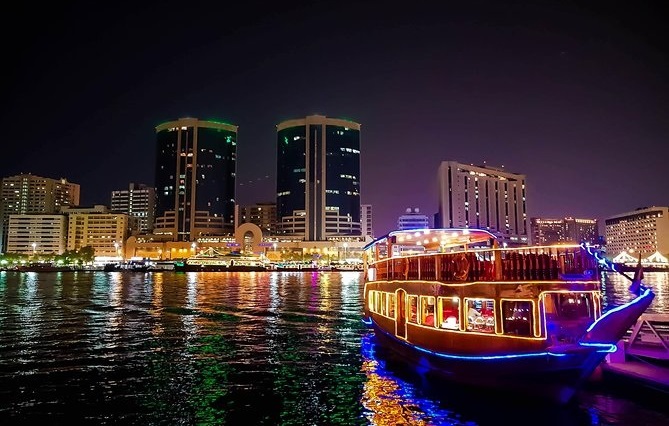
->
(596, 314), (669, 394)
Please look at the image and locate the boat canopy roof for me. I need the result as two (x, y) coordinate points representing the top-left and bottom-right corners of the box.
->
(363, 228), (497, 253)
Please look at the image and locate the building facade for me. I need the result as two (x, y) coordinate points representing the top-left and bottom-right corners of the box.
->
(436, 161), (528, 246)
(397, 208), (430, 231)
(238, 202), (277, 235)
(361, 204), (374, 238)
(605, 206), (669, 258)
(0, 174), (80, 252)
(154, 118), (237, 241)
(62, 205), (128, 258)
(6, 214), (67, 255)
(111, 183), (156, 235)
(530, 217), (598, 246)
(276, 115), (361, 241)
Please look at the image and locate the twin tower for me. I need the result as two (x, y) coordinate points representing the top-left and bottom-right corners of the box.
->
(154, 115), (361, 242)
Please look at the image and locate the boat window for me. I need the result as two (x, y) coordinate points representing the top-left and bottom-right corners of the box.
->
(465, 298), (496, 333)
(408, 295), (418, 324)
(381, 292), (387, 316)
(420, 296), (436, 327)
(544, 292), (594, 320)
(438, 296), (460, 330)
(502, 300), (533, 337)
(374, 291), (382, 314)
(388, 293), (396, 318)
(368, 290), (376, 311)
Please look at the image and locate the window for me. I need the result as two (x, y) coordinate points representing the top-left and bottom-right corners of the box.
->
(408, 295), (418, 324)
(381, 292), (387, 316)
(388, 293), (396, 318)
(438, 296), (460, 329)
(465, 298), (495, 333)
(502, 300), (533, 336)
(420, 296), (435, 327)
(544, 292), (595, 320)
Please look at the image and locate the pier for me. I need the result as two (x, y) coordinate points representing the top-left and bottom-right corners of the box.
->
(597, 314), (669, 394)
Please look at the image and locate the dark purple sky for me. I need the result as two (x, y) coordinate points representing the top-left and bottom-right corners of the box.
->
(2, 0), (668, 236)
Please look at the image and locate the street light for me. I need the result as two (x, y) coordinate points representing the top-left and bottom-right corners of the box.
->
(32, 242), (37, 257)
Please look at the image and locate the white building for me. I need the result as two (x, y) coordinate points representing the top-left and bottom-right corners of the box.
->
(437, 161), (528, 246)
(6, 214), (67, 254)
(605, 206), (669, 258)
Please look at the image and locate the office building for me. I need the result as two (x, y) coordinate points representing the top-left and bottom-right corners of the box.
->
(530, 217), (598, 246)
(436, 161), (528, 245)
(605, 206), (669, 258)
(0, 173), (79, 252)
(62, 205), (128, 258)
(111, 183), (156, 235)
(153, 118), (237, 241)
(238, 202), (277, 235)
(6, 214), (67, 255)
(361, 204), (374, 238)
(276, 115), (361, 240)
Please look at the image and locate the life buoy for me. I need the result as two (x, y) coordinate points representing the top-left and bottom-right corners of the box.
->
(453, 253), (470, 281)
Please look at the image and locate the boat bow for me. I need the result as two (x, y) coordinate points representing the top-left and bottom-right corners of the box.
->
(579, 288), (654, 344)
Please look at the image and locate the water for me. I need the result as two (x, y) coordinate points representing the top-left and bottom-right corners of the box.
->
(0, 270), (667, 425)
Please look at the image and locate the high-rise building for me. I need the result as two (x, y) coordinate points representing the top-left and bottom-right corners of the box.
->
(361, 204), (374, 238)
(530, 217), (598, 245)
(276, 115), (361, 240)
(397, 207), (430, 230)
(564, 217), (598, 245)
(436, 161), (528, 245)
(111, 183), (156, 235)
(238, 202), (277, 235)
(605, 206), (669, 258)
(0, 173), (80, 252)
(153, 118), (237, 241)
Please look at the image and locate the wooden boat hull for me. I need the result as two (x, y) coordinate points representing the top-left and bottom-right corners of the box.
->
(369, 321), (610, 404)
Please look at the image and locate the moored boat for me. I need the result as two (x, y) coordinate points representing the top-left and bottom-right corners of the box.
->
(174, 248), (269, 272)
(362, 228), (654, 404)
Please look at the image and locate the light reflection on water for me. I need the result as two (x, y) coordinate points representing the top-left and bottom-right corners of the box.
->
(0, 270), (667, 425)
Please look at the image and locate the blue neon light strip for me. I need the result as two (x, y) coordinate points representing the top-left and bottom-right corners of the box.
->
(370, 320), (570, 360)
(585, 287), (653, 333)
(578, 342), (618, 353)
(582, 244), (619, 273)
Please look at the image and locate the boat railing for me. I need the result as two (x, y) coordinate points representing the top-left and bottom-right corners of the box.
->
(623, 313), (669, 361)
(371, 245), (598, 282)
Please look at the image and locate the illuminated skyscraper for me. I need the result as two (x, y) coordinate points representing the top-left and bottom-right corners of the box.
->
(436, 161), (528, 246)
(153, 118), (237, 241)
(276, 115), (361, 241)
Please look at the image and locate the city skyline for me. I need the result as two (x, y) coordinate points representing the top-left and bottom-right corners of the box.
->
(2, 1), (668, 236)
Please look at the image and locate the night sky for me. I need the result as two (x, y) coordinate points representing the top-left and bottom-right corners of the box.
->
(2, 0), (668, 236)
